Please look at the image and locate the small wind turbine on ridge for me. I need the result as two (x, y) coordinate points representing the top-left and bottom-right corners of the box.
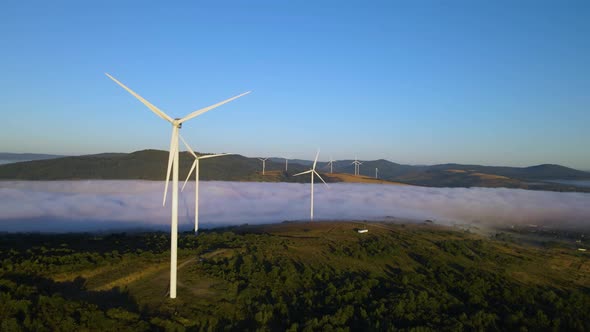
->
(293, 150), (329, 221)
(106, 73), (250, 299)
(180, 135), (231, 234)
(326, 156), (335, 174)
(258, 158), (268, 175)
(352, 156), (363, 176)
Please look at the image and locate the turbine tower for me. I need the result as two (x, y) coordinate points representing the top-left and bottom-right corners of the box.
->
(326, 156), (335, 174)
(285, 158), (289, 172)
(293, 150), (328, 221)
(352, 157), (363, 176)
(180, 135), (231, 234)
(106, 73), (250, 299)
(375, 168), (378, 179)
(258, 158), (268, 175)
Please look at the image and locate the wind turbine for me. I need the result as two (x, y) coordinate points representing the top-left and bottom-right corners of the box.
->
(180, 135), (231, 234)
(293, 150), (328, 221)
(106, 73), (250, 299)
(326, 156), (335, 174)
(285, 158), (289, 172)
(375, 168), (378, 179)
(352, 157), (363, 176)
(258, 158), (268, 175)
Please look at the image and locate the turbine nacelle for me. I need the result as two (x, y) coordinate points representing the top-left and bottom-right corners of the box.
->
(179, 134), (232, 192)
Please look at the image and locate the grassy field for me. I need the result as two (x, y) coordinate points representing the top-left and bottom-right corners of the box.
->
(1, 221), (589, 330)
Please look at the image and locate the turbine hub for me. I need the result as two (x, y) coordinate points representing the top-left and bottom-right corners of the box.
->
(173, 119), (182, 128)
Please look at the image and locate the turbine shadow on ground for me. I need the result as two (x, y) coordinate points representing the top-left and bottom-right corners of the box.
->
(2, 273), (140, 312)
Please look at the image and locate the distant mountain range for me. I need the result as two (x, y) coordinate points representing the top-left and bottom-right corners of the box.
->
(0, 153), (64, 165)
(1, 150), (589, 192)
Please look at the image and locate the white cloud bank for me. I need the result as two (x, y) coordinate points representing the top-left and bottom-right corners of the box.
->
(0, 181), (589, 232)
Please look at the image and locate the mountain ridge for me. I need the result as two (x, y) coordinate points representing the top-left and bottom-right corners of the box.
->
(1, 149), (589, 192)
(0, 153), (65, 164)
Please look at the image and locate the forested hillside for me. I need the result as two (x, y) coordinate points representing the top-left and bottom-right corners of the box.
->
(1, 222), (589, 331)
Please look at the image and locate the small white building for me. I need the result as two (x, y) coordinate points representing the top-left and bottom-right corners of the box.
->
(357, 229), (368, 234)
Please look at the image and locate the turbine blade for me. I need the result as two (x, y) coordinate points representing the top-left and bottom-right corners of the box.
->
(179, 134), (198, 159)
(182, 160), (197, 192)
(198, 153), (232, 160)
(163, 128), (178, 206)
(179, 91), (251, 123)
(105, 73), (174, 123)
(293, 170), (312, 177)
(314, 170), (329, 188)
(312, 149), (320, 170)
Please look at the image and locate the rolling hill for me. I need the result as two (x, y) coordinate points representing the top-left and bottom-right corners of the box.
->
(0, 150), (310, 183)
(322, 159), (590, 191)
(1, 150), (589, 192)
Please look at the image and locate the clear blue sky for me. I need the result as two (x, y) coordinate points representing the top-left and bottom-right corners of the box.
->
(1, 1), (588, 169)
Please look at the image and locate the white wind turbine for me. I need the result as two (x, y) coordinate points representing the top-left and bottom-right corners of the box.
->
(352, 157), (363, 176)
(293, 150), (328, 221)
(258, 158), (268, 175)
(106, 73), (250, 299)
(180, 135), (231, 234)
(375, 167), (378, 179)
(326, 156), (335, 174)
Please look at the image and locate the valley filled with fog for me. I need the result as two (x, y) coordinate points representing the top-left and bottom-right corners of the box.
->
(1, 180), (589, 232)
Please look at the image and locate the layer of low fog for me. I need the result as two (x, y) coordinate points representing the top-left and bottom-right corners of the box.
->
(0, 181), (589, 232)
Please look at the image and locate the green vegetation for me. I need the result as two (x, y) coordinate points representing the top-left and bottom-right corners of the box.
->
(1, 222), (589, 331)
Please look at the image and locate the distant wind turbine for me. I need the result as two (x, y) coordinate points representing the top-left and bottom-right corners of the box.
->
(258, 158), (268, 175)
(106, 73), (250, 299)
(293, 150), (328, 221)
(326, 156), (335, 174)
(180, 135), (231, 234)
(375, 168), (378, 179)
(285, 158), (289, 172)
(352, 157), (363, 176)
